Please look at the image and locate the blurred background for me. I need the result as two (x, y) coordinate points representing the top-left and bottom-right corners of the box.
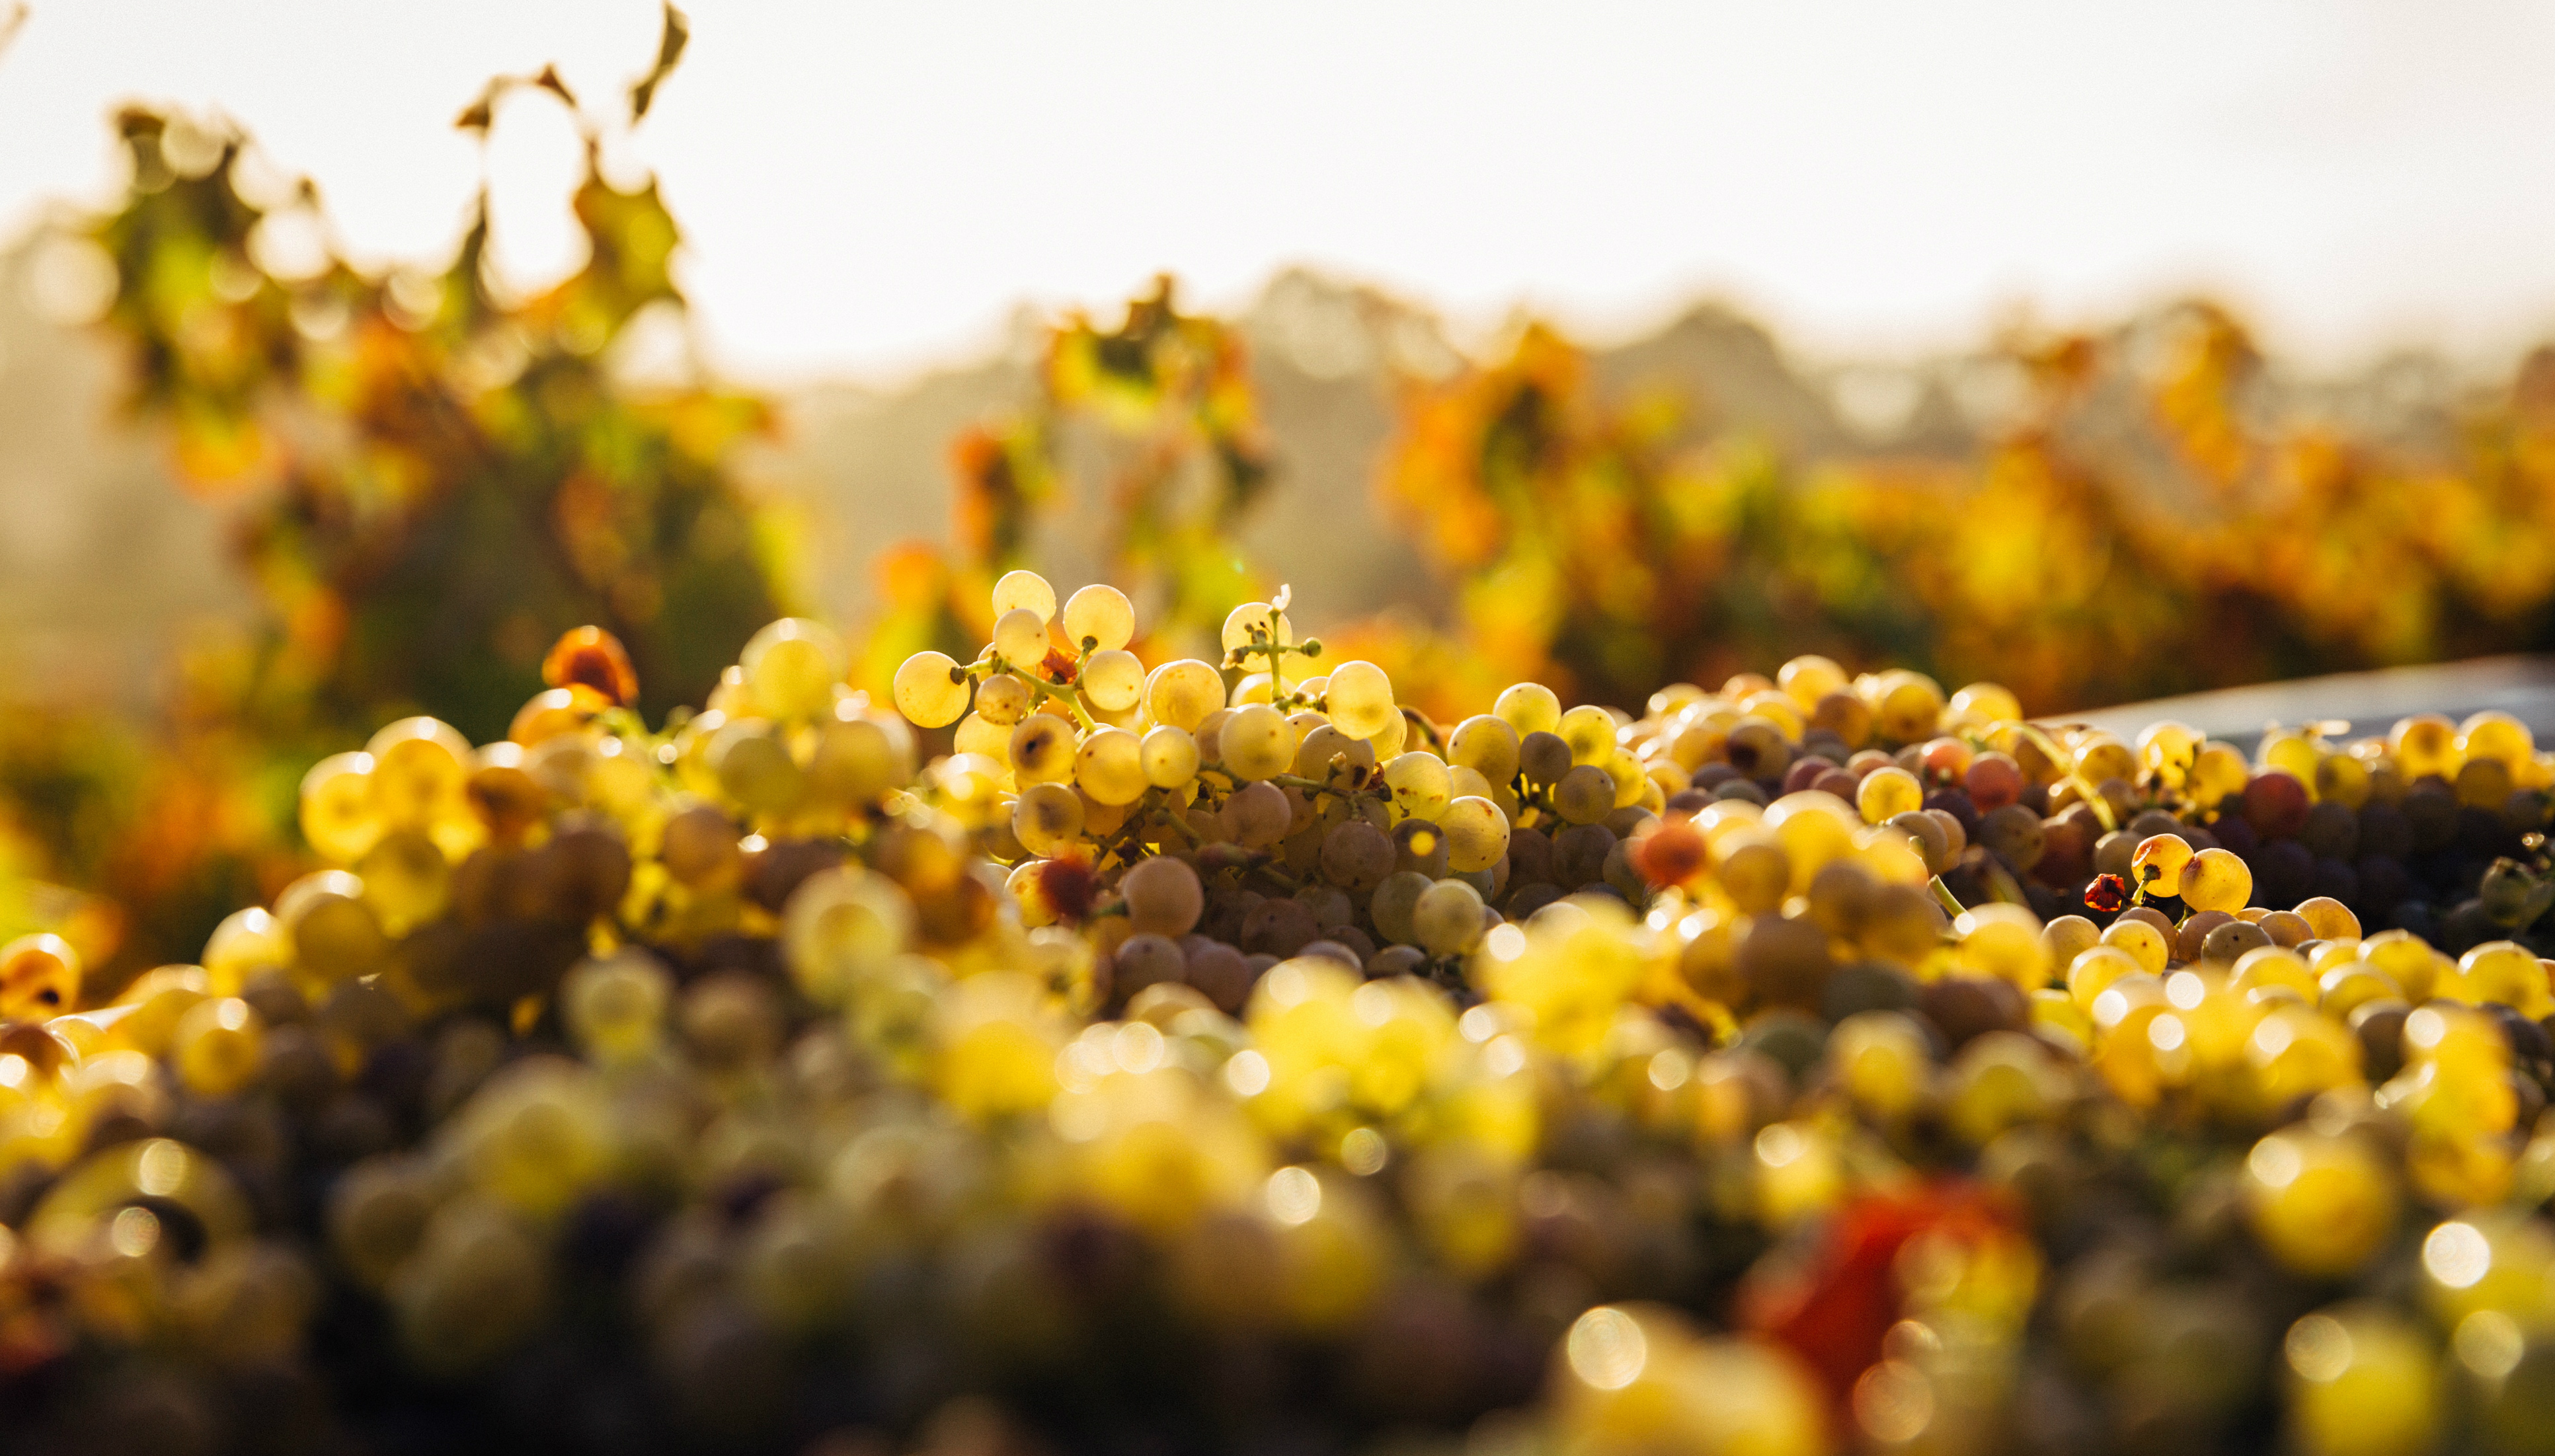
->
(5, 0), (2555, 974)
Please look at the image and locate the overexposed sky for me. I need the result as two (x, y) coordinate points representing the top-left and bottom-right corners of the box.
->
(3, 1), (2553, 381)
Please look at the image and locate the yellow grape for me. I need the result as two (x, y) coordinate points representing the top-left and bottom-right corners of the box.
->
(739, 618), (844, 720)
(1221, 705), (1297, 783)
(1009, 714), (1080, 785)
(1081, 649), (1146, 713)
(299, 751), (384, 863)
(1325, 661), (1397, 739)
(991, 568), (1058, 622)
(1446, 714), (1521, 786)
(1146, 659), (1226, 730)
(1382, 751), (1452, 822)
(1493, 681), (1561, 736)
(1440, 796), (1511, 874)
(1220, 601), (1294, 656)
(993, 607), (1050, 668)
(893, 651), (971, 728)
(1855, 766), (1922, 824)
(1012, 783), (1087, 857)
(1074, 727), (1150, 806)
(1142, 726), (1200, 789)
(1062, 584), (1136, 652)
(2182, 847), (2254, 913)
(1776, 654), (1845, 710)
(1556, 704), (1616, 767)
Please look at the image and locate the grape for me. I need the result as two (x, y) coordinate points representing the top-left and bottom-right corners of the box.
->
(806, 713), (912, 805)
(739, 618), (844, 720)
(993, 606), (1050, 669)
(366, 716), (473, 829)
(893, 651), (972, 728)
(275, 870), (389, 986)
(1552, 705), (1614, 767)
(1444, 714), (1522, 788)
(1494, 681), (1562, 736)
(1220, 601), (1294, 656)
(1068, 726), (1144, 807)
(1777, 654), (1846, 710)
(1220, 705), (1296, 783)
(1325, 661), (1397, 739)
(1012, 783), (1087, 857)
(991, 568), (1058, 622)
(1413, 880), (1486, 958)
(1520, 731), (1573, 788)
(1009, 713), (1079, 785)
(0, 933), (79, 1020)
(1553, 765), (1616, 825)
(974, 672), (1033, 726)
(561, 949), (672, 1065)
(1141, 725), (1200, 789)
(1122, 857), (1204, 937)
(301, 751), (385, 863)
(1369, 871), (1435, 946)
(2131, 833), (2193, 898)
(1080, 648), (1144, 712)
(1221, 781), (1292, 848)
(1062, 584), (1136, 652)
(1294, 723), (1378, 783)
(1440, 797), (1511, 874)
(2182, 847), (2254, 913)
(1856, 765), (1922, 824)
(1382, 751), (1453, 822)
(1319, 820), (1395, 892)
(1145, 658), (1226, 729)
(173, 996), (264, 1097)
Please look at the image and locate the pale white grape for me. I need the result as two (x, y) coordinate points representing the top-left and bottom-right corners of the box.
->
(1142, 726), (1200, 789)
(1554, 765), (1616, 825)
(953, 712), (1012, 759)
(1220, 601), (1293, 657)
(993, 607), (1050, 668)
(974, 673), (1033, 726)
(1364, 709), (1407, 760)
(1557, 703), (1617, 766)
(1221, 781), (1292, 847)
(1383, 751), (1453, 822)
(1081, 649), (1145, 712)
(1062, 584), (1136, 652)
(1122, 856), (1203, 936)
(1325, 660), (1397, 738)
(1145, 659), (1226, 730)
(740, 618), (845, 720)
(1494, 681), (1561, 736)
(1440, 796), (1511, 874)
(1220, 704), (1296, 782)
(1232, 672), (1275, 705)
(991, 568), (1057, 622)
(1447, 714), (1522, 786)
(1011, 782), (1085, 856)
(1294, 723), (1376, 782)
(892, 652), (970, 728)
(1413, 878), (1487, 957)
(1009, 713), (1079, 785)
(1074, 726), (1149, 806)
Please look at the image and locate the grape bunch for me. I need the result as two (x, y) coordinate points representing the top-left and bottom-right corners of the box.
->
(10, 596), (2555, 1456)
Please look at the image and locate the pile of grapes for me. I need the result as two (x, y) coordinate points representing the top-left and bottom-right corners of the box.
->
(5, 576), (2555, 1456)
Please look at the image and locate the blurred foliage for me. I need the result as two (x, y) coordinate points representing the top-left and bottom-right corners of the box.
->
(3, 6), (791, 974)
(856, 278), (1273, 696)
(1346, 305), (2555, 719)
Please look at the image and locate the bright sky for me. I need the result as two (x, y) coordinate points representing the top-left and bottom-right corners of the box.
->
(4, 1), (2554, 381)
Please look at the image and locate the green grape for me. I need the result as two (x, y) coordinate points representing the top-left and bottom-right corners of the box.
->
(1370, 870), (1435, 946)
(1146, 658), (1227, 730)
(1074, 727), (1149, 806)
(992, 568), (1058, 622)
(1062, 584), (1136, 652)
(1557, 704), (1616, 766)
(975, 671), (1033, 726)
(1446, 714), (1521, 786)
(1081, 648), (1146, 712)
(1325, 661), (1398, 739)
(1221, 601), (1294, 656)
(1122, 857), (1204, 936)
(1413, 879), (1486, 958)
(1554, 765), (1617, 825)
(1012, 783), (1087, 857)
(300, 750), (385, 863)
(1142, 725), (1201, 789)
(994, 607), (1051, 668)
(1495, 681), (1561, 736)
(1220, 705), (1297, 783)
(561, 949), (672, 1066)
(1010, 713), (1080, 785)
(739, 618), (845, 720)
(893, 651), (972, 728)
(1382, 751), (1453, 822)
(1440, 796), (1511, 874)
